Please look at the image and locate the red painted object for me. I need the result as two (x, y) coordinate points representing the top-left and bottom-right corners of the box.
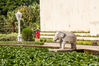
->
(36, 31), (40, 39)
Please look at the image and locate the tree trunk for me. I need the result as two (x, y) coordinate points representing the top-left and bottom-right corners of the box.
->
(12, 24), (15, 32)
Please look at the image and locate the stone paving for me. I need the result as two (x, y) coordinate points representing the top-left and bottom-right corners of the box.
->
(44, 43), (99, 51)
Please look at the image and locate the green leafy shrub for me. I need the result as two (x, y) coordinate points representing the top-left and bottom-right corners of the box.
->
(22, 28), (33, 41)
(0, 46), (99, 65)
(0, 33), (17, 41)
(35, 38), (52, 43)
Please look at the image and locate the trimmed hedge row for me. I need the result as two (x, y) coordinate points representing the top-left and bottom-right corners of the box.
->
(0, 41), (44, 45)
(0, 33), (17, 41)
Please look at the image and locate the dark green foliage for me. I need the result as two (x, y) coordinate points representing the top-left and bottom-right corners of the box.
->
(0, 46), (99, 65)
(22, 28), (33, 41)
(0, 11), (17, 33)
(18, 3), (40, 31)
(0, 15), (6, 33)
(0, 0), (40, 33)
(0, 0), (37, 15)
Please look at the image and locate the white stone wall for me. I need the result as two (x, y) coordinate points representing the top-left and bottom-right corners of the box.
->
(40, 0), (99, 33)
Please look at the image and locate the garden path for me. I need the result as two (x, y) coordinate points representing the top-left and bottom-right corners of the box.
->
(44, 43), (99, 52)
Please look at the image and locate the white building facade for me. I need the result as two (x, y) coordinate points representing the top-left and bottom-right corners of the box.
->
(40, 0), (99, 35)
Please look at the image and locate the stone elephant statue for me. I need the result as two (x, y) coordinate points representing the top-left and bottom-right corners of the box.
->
(53, 31), (76, 50)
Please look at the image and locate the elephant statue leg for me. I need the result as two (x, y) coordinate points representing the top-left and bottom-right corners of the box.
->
(71, 42), (76, 50)
(60, 39), (63, 48)
(60, 42), (65, 49)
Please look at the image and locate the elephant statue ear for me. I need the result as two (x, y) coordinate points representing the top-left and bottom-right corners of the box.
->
(60, 32), (65, 38)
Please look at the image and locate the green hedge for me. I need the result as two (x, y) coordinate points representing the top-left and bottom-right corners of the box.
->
(22, 28), (33, 41)
(0, 33), (17, 41)
(35, 38), (53, 43)
(0, 41), (44, 45)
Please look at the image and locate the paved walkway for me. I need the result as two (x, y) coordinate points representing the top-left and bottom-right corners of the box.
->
(44, 43), (99, 51)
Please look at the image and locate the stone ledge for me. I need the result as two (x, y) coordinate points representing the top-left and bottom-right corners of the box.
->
(49, 49), (75, 52)
(40, 36), (99, 40)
